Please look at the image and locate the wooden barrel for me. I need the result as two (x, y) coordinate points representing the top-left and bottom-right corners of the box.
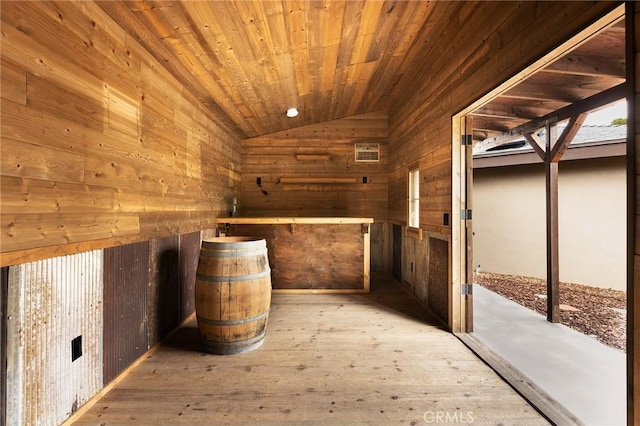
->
(195, 237), (272, 355)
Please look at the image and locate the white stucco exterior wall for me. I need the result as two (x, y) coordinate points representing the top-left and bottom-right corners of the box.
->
(473, 156), (626, 291)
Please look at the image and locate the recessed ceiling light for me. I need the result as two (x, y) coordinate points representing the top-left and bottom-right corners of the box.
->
(286, 107), (299, 118)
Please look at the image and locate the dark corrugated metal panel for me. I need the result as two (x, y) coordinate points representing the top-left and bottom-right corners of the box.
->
(103, 241), (149, 385)
(148, 235), (181, 346)
(179, 232), (201, 320)
(1, 267), (7, 426)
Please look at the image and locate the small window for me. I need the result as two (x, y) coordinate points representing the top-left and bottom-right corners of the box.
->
(408, 168), (419, 228)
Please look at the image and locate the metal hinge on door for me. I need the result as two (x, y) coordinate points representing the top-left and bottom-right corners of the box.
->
(461, 283), (473, 295)
(461, 134), (473, 146)
(461, 209), (472, 220)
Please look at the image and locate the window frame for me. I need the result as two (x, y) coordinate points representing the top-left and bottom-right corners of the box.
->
(406, 167), (422, 240)
(408, 167), (419, 228)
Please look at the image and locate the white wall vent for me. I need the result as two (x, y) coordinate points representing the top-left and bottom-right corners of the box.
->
(354, 143), (380, 162)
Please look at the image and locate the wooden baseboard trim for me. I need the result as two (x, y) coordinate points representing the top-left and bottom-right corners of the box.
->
(62, 313), (197, 425)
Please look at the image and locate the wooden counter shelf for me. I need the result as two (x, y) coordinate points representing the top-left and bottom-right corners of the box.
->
(214, 217), (373, 294)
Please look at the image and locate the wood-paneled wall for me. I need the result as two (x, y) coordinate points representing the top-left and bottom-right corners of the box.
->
(385, 0), (631, 415)
(0, 1), (240, 267)
(387, 1), (618, 232)
(386, 1), (619, 317)
(240, 112), (387, 220)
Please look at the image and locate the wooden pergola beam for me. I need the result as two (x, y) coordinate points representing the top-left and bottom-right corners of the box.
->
(472, 105), (540, 121)
(524, 133), (546, 160)
(544, 54), (625, 79)
(550, 113), (588, 162)
(484, 84), (623, 323)
(523, 112), (588, 323)
(481, 83), (626, 148)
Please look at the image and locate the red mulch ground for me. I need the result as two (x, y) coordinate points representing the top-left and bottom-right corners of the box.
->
(474, 272), (626, 352)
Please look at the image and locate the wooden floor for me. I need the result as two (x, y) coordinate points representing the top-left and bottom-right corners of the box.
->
(72, 274), (548, 425)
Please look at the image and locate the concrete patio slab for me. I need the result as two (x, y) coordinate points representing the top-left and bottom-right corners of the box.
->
(473, 284), (626, 426)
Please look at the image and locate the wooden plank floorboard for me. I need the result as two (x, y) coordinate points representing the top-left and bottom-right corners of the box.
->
(72, 274), (548, 425)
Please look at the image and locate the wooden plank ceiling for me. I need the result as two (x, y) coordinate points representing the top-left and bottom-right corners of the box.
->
(471, 19), (625, 142)
(96, 1), (625, 142)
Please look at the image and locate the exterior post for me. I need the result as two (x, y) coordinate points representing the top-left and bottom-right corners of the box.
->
(545, 124), (560, 323)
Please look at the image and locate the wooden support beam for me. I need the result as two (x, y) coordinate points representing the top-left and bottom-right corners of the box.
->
(214, 217), (374, 225)
(537, 82), (624, 125)
(550, 113), (587, 162)
(545, 125), (560, 323)
(524, 134), (546, 161)
(471, 121), (511, 134)
(295, 154), (332, 161)
(544, 54), (626, 79)
(488, 107), (595, 325)
(471, 105), (540, 121)
(501, 81), (586, 104)
(481, 83), (626, 148)
(279, 177), (359, 184)
(521, 112), (588, 324)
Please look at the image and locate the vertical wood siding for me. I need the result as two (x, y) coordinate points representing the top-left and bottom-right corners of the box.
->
(103, 242), (149, 385)
(387, 1), (617, 328)
(227, 223), (366, 290)
(6, 251), (103, 425)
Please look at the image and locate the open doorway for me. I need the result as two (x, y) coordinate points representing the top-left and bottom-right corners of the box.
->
(452, 5), (628, 424)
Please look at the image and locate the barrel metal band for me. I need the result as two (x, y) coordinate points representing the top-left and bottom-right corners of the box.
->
(202, 240), (266, 250)
(200, 249), (267, 258)
(200, 332), (266, 354)
(196, 269), (271, 282)
(197, 309), (270, 326)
